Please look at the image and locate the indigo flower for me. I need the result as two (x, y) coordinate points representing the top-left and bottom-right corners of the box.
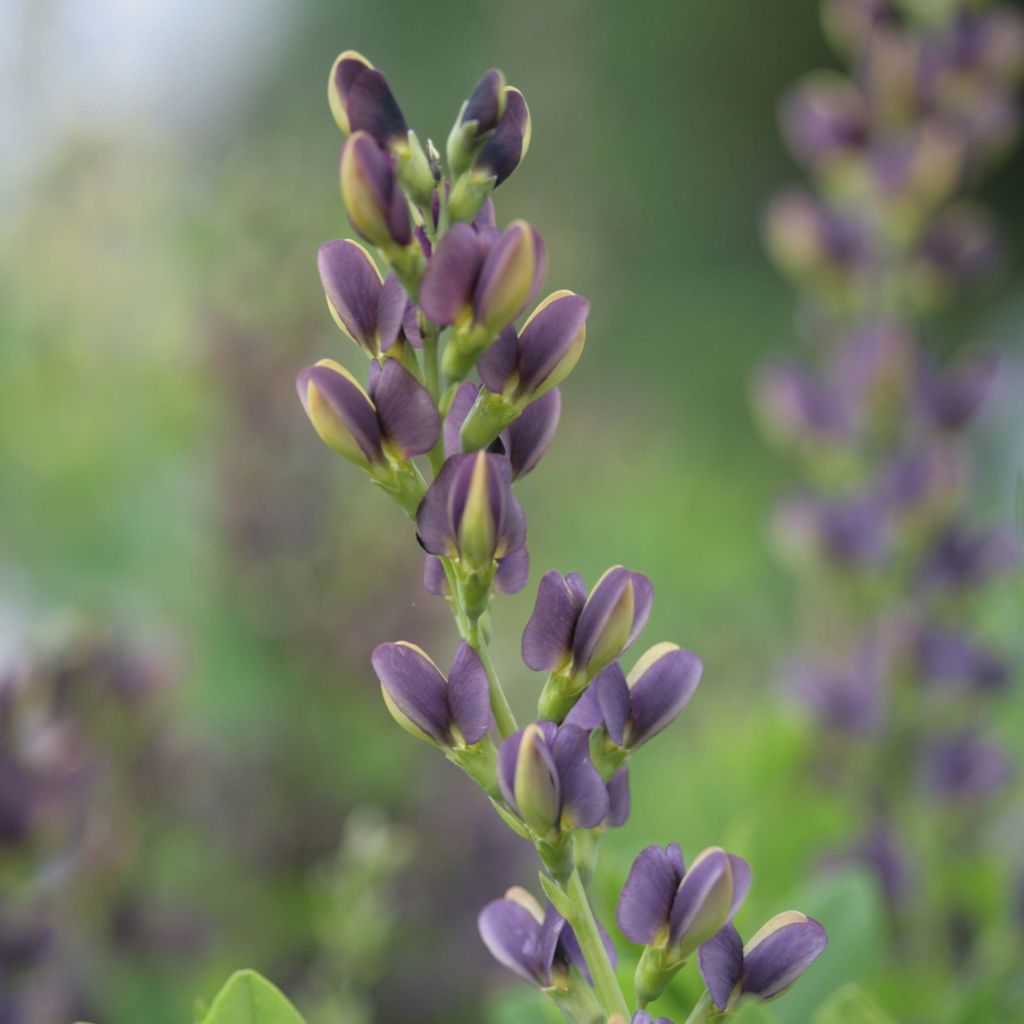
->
(523, 569), (653, 680)
(371, 641), (491, 748)
(317, 239), (413, 358)
(447, 68), (507, 176)
(698, 913), (828, 1010)
(475, 87), (531, 185)
(753, 360), (854, 448)
(416, 451), (526, 575)
(915, 351), (997, 431)
(918, 523), (1018, 593)
(780, 72), (869, 171)
(478, 887), (614, 990)
(631, 1012), (673, 1024)
(617, 844), (751, 962)
(295, 358), (438, 470)
(914, 625), (1009, 695)
(328, 50), (407, 146)
(340, 131), (415, 251)
(565, 644), (703, 752)
(497, 721), (608, 839)
(793, 644), (884, 734)
(419, 219), (546, 337)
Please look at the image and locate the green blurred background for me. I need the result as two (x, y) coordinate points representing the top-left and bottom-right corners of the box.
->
(2, 1), (1022, 1022)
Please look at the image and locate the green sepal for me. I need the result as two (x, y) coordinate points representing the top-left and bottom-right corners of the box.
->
(634, 944), (685, 1009)
(449, 738), (500, 801)
(447, 169), (497, 224)
(537, 669), (587, 723)
(459, 388), (519, 452)
(537, 835), (575, 883)
(395, 130), (436, 208)
(539, 870), (576, 919)
(489, 797), (532, 840)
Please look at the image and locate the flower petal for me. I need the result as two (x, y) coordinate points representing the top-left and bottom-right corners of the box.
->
(522, 571), (585, 671)
(479, 898), (547, 986)
(416, 456), (460, 556)
(477, 323), (520, 394)
(516, 293), (589, 398)
(317, 239), (382, 351)
(594, 662), (630, 746)
(741, 914), (828, 1001)
(377, 273), (409, 352)
(495, 545), (530, 595)
(551, 723), (609, 829)
(606, 766), (631, 828)
(444, 382), (480, 457)
(371, 642), (451, 744)
(419, 224), (484, 326)
(616, 845), (683, 945)
(698, 924), (744, 1011)
(447, 642), (492, 745)
(626, 645), (703, 748)
(371, 359), (440, 456)
(507, 389), (561, 479)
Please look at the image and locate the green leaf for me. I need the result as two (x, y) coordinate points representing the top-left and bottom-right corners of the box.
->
(812, 983), (897, 1024)
(202, 971), (307, 1024)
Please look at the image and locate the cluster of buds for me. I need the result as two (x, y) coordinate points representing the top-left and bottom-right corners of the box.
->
(0, 621), (195, 1024)
(297, 50), (827, 1022)
(758, 0), (1021, 969)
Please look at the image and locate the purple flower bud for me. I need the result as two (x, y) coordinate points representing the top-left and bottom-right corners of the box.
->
(317, 240), (412, 357)
(924, 732), (1012, 803)
(774, 493), (889, 567)
(565, 644), (702, 750)
(522, 568), (654, 680)
(296, 358), (439, 469)
(340, 132), (413, 249)
(876, 444), (966, 520)
(327, 51), (408, 146)
(780, 72), (869, 170)
(617, 844), (750, 960)
(605, 765), (631, 828)
(915, 352), (997, 431)
(915, 205), (1000, 294)
(477, 291), (589, 403)
(445, 381), (561, 478)
(918, 523), (1018, 593)
(478, 888), (612, 990)
(753, 360), (853, 447)
(371, 641), (491, 747)
(794, 644), (884, 735)
(497, 721), (609, 836)
(632, 1013), (674, 1024)
(699, 913), (828, 1010)
(419, 220), (546, 337)
(914, 625), (1009, 695)
(448, 69), (509, 177)
(475, 87), (532, 186)
(416, 452), (526, 571)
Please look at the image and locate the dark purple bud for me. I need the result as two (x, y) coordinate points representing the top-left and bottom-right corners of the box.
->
(916, 352), (998, 431)
(328, 50), (408, 146)
(296, 359), (383, 467)
(925, 732), (1012, 803)
(794, 642), (884, 734)
(495, 546), (530, 594)
(475, 87), (531, 185)
(371, 641), (491, 747)
(463, 69), (506, 136)
(780, 72), (868, 170)
(774, 493), (889, 567)
(472, 221), (546, 334)
(916, 205), (1000, 291)
(340, 132), (413, 249)
(497, 721), (608, 835)
(419, 223), (487, 326)
(617, 843), (686, 946)
(478, 291), (588, 402)
(740, 912), (828, 1002)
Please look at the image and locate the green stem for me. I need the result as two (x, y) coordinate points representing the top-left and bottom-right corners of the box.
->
(440, 559), (470, 640)
(682, 993), (714, 1024)
(562, 867), (630, 1021)
(469, 619), (518, 738)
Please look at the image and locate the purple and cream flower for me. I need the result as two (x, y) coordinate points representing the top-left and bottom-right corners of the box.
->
(565, 644), (703, 752)
(698, 913), (827, 1010)
(295, 358), (438, 470)
(478, 886), (614, 991)
(497, 721), (609, 838)
(617, 843), (751, 961)
(340, 131), (414, 250)
(522, 568), (654, 684)
(416, 452), (526, 575)
(419, 219), (546, 337)
(371, 641), (491, 748)
(328, 50), (407, 146)
(317, 239), (415, 358)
